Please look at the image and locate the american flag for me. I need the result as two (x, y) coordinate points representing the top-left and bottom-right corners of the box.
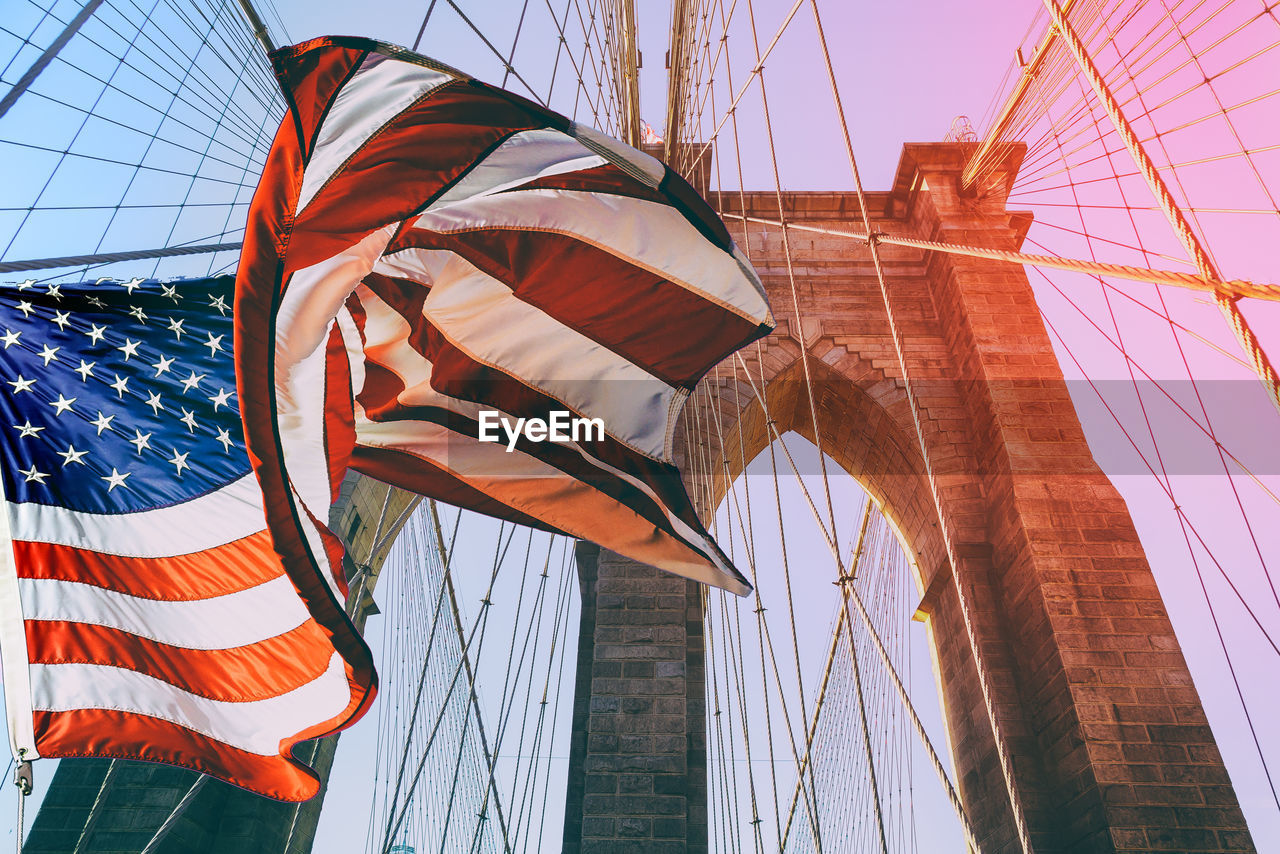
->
(0, 275), (369, 801)
(235, 40), (774, 679)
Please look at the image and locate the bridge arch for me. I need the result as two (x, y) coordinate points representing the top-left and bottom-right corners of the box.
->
(565, 142), (1250, 853)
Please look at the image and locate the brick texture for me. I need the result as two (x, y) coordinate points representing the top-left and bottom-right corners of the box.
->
(563, 543), (708, 854)
(667, 142), (1254, 852)
(31, 143), (1256, 854)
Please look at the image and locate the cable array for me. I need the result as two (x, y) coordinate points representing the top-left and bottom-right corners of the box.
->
(0, 0), (284, 282)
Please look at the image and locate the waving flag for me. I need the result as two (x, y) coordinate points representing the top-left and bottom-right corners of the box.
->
(235, 34), (773, 665)
(0, 276), (370, 801)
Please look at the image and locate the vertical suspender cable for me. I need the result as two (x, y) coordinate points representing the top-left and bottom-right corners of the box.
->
(806, 1), (1037, 850)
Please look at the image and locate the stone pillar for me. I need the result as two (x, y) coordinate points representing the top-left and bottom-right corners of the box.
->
(562, 542), (708, 853)
(893, 143), (1256, 853)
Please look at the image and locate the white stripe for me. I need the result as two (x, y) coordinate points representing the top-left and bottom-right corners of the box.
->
(406, 188), (772, 327)
(19, 574), (312, 651)
(335, 306), (365, 423)
(354, 418), (749, 595)
(345, 301), (713, 562)
(5, 474), (265, 558)
(355, 287), (687, 537)
(374, 250), (682, 461)
(430, 128), (605, 208)
(30, 652), (351, 757)
(298, 56), (453, 213)
(0, 474), (38, 759)
(352, 287), (747, 592)
(567, 122), (666, 187)
(276, 227), (395, 593)
(352, 280), (433, 397)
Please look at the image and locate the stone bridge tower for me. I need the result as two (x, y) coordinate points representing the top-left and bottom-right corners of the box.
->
(562, 142), (1255, 853)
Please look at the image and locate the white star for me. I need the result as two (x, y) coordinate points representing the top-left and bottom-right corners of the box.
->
(208, 388), (233, 411)
(202, 333), (224, 357)
(109, 375), (129, 398)
(16, 301), (33, 318)
(86, 324), (107, 345)
(86, 296), (106, 309)
(167, 318), (185, 340)
(180, 371), (205, 393)
(57, 445), (88, 466)
(167, 449), (190, 475)
(51, 310), (71, 330)
(121, 278), (143, 294)
(128, 430), (152, 454)
(37, 344), (59, 366)
(0, 329), (19, 348)
(101, 468), (130, 491)
(161, 284), (179, 302)
(210, 295), (229, 315)
(45, 284), (62, 300)
(19, 464), (48, 485)
(49, 394), (75, 416)
(6, 375), (35, 394)
(145, 391), (164, 414)
(117, 339), (140, 360)
(90, 411), (114, 435)
(128, 306), (148, 324)
(14, 421), (43, 439)
(152, 354), (174, 376)
(16, 280), (34, 291)
(74, 360), (95, 381)
(215, 427), (234, 452)
(179, 408), (198, 432)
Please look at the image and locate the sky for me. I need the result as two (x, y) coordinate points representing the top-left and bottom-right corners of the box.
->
(1, 0), (1278, 850)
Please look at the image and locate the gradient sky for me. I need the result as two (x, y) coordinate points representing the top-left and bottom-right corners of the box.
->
(2, 0), (1277, 849)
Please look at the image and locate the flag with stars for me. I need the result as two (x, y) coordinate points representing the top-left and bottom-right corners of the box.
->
(0, 275), (372, 801)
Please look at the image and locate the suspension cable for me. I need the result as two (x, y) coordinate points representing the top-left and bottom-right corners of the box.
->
(717, 214), (1280, 301)
(1038, 0), (1280, 412)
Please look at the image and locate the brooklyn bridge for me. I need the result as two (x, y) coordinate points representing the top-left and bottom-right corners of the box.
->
(0, 0), (1277, 852)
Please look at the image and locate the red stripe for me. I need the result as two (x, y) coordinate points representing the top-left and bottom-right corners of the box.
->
(357, 398), (706, 555)
(269, 37), (369, 159)
(350, 446), (562, 534)
(285, 81), (549, 275)
(235, 42), (377, 757)
(502, 163), (669, 204)
(356, 278), (705, 532)
(33, 709), (322, 801)
(353, 438), (730, 584)
(26, 620), (336, 703)
(302, 499), (350, 597)
(12, 531), (282, 599)
(385, 226), (764, 387)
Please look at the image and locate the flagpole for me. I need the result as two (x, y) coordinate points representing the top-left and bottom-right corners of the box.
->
(13, 759), (31, 854)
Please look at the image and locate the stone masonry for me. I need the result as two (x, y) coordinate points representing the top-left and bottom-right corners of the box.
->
(27, 143), (1259, 854)
(562, 543), (708, 854)
(563, 142), (1256, 852)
